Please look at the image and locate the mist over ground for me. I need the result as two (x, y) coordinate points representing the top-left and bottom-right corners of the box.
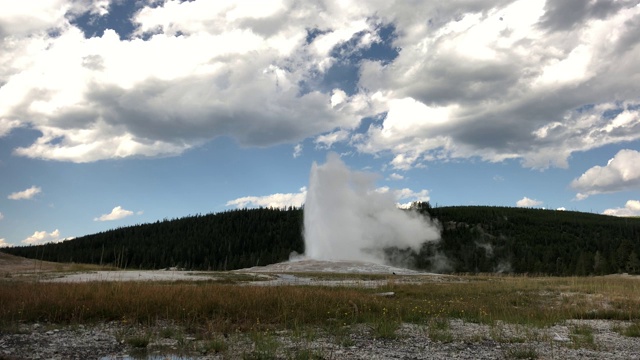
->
(303, 153), (441, 266)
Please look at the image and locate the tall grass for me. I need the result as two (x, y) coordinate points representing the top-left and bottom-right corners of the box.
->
(0, 282), (371, 330)
(1, 276), (639, 332)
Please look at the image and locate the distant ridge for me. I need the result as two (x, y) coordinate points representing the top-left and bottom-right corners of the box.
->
(3, 205), (640, 275)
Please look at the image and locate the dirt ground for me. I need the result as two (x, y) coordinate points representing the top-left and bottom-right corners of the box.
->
(0, 252), (60, 272)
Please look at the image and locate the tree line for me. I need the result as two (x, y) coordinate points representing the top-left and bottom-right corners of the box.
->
(3, 204), (640, 275)
(417, 204), (640, 275)
(4, 207), (303, 271)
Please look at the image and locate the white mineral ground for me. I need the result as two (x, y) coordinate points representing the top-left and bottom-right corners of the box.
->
(40, 258), (447, 286)
(43, 270), (215, 282)
(2, 252), (442, 284)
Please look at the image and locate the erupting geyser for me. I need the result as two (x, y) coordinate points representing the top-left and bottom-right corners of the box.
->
(303, 153), (441, 266)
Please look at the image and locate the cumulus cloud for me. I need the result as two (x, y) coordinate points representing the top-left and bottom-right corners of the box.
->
(94, 206), (134, 221)
(8, 186), (42, 200)
(0, 0), (371, 162)
(226, 184), (430, 209)
(315, 129), (350, 149)
(354, 1), (640, 170)
(0, 1), (67, 38)
(0, 238), (9, 248)
(293, 144), (303, 158)
(603, 200), (640, 217)
(226, 187), (307, 209)
(0, 0), (638, 170)
(22, 229), (62, 245)
(394, 188), (431, 202)
(571, 149), (640, 200)
(375, 186), (431, 208)
(516, 197), (543, 208)
(389, 173), (404, 180)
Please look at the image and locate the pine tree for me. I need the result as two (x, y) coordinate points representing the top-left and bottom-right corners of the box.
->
(626, 251), (640, 275)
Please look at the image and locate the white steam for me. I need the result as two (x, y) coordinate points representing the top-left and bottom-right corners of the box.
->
(303, 153), (440, 265)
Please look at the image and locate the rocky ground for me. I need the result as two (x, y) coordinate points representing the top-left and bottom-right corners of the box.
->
(2, 255), (640, 359)
(1, 318), (640, 359)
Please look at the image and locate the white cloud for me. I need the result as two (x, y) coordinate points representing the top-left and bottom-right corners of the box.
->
(389, 173), (404, 180)
(516, 197), (543, 208)
(394, 188), (431, 202)
(0, 238), (9, 247)
(8, 186), (42, 200)
(0, 0), (638, 169)
(571, 149), (640, 200)
(315, 129), (350, 149)
(0, 0), (68, 37)
(376, 186), (431, 208)
(0, 0), (371, 163)
(293, 143), (303, 158)
(226, 187), (307, 209)
(94, 206), (135, 221)
(225, 184), (430, 210)
(22, 229), (62, 245)
(389, 153), (422, 171)
(557, 207), (566, 211)
(603, 200), (640, 217)
(354, 1), (640, 170)
(0, 212), (3, 220)
(227, 182), (430, 210)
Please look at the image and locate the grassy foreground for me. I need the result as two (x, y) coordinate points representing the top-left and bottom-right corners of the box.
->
(2, 275), (640, 332)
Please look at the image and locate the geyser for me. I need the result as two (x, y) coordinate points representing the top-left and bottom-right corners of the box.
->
(303, 153), (440, 266)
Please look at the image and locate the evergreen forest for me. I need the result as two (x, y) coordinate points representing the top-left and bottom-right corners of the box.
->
(3, 204), (640, 276)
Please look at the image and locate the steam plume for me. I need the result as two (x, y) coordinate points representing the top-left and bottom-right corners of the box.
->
(303, 153), (440, 266)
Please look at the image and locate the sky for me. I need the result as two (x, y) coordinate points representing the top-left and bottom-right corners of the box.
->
(1, 0), (639, 248)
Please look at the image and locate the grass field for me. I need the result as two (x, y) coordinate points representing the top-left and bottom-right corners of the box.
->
(2, 274), (640, 331)
(2, 270), (640, 359)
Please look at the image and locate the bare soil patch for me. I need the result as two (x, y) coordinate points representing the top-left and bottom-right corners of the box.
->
(0, 252), (62, 273)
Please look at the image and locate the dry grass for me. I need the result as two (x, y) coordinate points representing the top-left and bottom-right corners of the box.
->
(1, 275), (640, 333)
(0, 282), (373, 331)
(393, 275), (640, 325)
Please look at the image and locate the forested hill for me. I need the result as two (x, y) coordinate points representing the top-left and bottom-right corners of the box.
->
(3, 208), (304, 271)
(423, 206), (640, 275)
(3, 205), (640, 275)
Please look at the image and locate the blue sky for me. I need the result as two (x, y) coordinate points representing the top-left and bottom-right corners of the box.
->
(1, 0), (639, 247)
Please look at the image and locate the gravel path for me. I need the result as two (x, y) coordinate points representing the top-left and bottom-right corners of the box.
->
(2, 319), (639, 359)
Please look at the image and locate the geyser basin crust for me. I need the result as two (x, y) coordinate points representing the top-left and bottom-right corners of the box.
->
(237, 258), (428, 275)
